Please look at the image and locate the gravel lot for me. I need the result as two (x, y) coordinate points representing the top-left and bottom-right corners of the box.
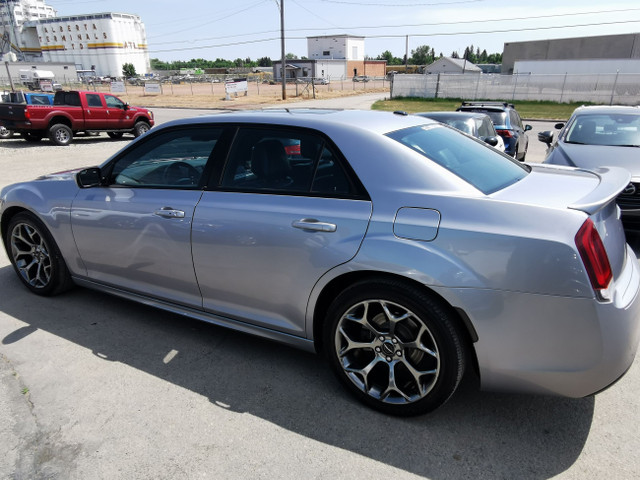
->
(0, 102), (638, 480)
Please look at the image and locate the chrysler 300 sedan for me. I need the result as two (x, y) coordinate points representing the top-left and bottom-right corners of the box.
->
(2, 109), (640, 416)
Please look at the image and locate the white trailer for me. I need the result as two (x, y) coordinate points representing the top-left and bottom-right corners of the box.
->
(19, 69), (55, 90)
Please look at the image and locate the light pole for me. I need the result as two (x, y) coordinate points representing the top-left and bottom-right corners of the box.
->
(278, 0), (286, 100)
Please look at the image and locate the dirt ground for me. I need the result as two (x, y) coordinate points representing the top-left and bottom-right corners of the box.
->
(89, 80), (390, 109)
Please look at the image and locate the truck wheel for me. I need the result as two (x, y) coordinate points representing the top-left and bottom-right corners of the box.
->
(107, 132), (124, 139)
(49, 124), (73, 146)
(0, 127), (13, 139)
(133, 121), (150, 138)
(21, 132), (43, 142)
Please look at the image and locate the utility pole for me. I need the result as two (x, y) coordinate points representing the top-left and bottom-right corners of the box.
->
(279, 0), (286, 100)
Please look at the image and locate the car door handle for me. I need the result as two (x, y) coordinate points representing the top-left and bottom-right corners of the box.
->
(154, 208), (185, 219)
(292, 218), (337, 232)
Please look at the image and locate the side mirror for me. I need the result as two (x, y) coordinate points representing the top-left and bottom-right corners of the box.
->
(538, 131), (554, 145)
(483, 136), (499, 147)
(123, 103), (130, 111)
(554, 123), (565, 130)
(524, 124), (533, 132)
(76, 167), (103, 188)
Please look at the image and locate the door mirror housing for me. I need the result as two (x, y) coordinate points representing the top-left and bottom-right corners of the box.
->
(76, 167), (103, 188)
(483, 136), (499, 147)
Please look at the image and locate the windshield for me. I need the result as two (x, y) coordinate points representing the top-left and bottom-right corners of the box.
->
(387, 125), (528, 194)
(565, 114), (640, 147)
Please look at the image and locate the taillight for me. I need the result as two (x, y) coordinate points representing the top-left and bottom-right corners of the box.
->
(495, 129), (513, 138)
(575, 219), (612, 291)
(24, 109), (30, 120)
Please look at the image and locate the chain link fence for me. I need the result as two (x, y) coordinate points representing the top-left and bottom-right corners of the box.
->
(391, 73), (640, 105)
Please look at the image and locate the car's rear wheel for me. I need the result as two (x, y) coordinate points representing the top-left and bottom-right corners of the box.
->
(107, 132), (124, 139)
(0, 127), (13, 139)
(324, 279), (465, 416)
(49, 124), (73, 146)
(6, 212), (73, 296)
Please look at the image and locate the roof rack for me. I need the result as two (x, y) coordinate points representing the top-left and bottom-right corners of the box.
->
(461, 101), (514, 108)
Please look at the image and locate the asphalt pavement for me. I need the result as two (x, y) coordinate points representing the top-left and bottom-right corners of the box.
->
(0, 98), (638, 480)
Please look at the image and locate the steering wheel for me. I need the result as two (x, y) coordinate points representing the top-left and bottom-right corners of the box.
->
(163, 161), (200, 186)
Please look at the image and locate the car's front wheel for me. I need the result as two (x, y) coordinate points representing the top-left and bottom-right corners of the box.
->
(133, 121), (151, 137)
(324, 279), (466, 416)
(5, 212), (73, 296)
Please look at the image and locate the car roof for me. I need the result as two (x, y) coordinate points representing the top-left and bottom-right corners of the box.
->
(571, 105), (640, 116)
(159, 109), (437, 135)
(458, 101), (515, 112)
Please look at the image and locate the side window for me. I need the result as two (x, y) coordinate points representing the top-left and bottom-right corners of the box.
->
(105, 95), (124, 108)
(86, 94), (103, 107)
(510, 110), (523, 129)
(477, 118), (493, 138)
(221, 127), (356, 196)
(109, 127), (222, 188)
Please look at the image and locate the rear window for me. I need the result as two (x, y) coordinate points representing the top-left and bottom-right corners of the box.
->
(462, 109), (507, 126)
(387, 125), (529, 194)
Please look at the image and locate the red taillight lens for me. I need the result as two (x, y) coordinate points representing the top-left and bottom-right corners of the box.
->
(495, 129), (513, 138)
(575, 219), (612, 290)
(24, 109), (30, 120)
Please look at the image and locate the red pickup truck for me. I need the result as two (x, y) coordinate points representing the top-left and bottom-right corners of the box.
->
(0, 90), (154, 145)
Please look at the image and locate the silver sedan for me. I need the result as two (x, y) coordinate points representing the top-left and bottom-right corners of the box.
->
(2, 109), (640, 416)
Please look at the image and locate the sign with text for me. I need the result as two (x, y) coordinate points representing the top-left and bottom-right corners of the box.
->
(225, 79), (248, 94)
(111, 81), (126, 93)
(144, 83), (161, 94)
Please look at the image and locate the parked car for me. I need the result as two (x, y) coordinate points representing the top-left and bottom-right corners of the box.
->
(353, 75), (370, 82)
(0, 90), (154, 145)
(2, 110), (639, 416)
(539, 105), (640, 231)
(456, 101), (532, 160)
(0, 92), (54, 139)
(415, 111), (505, 152)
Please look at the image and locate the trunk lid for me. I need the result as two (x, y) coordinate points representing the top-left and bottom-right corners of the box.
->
(492, 163), (631, 281)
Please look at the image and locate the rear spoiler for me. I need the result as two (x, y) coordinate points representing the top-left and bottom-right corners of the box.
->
(567, 166), (631, 215)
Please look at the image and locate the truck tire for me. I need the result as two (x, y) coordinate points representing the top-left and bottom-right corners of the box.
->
(107, 132), (124, 139)
(21, 132), (43, 142)
(0, 127), (13, 139)
(133, 121), (150, 138)
(49, 124), (73, 146)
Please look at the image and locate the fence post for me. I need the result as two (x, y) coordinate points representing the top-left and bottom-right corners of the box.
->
(610, 70), (620, 105)
(435, 73), (440, 99)
(473, 74), (481, 100)
(511, 73), (518, 101)
(559, 72), (567, 103)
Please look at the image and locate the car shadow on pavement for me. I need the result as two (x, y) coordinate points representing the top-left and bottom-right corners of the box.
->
(0, 136), (130, 149)
(0, 265), (594, 479)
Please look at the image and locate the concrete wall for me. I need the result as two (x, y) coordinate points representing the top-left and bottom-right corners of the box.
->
(502, 33), (640, 74)
(514, 59), (640, 75)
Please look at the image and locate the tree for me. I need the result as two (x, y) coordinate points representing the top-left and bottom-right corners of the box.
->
(257, 57), (272, 67)
(122, 62), (136, 77)
(451, 51), (460, 59)
(410, 45), (432, 65)
(376, 50), (403, 65)
(285, 53), (297, 60)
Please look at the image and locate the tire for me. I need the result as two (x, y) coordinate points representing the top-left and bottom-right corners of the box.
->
(5, 212), (73, 296)
(323, 279), (465, 416)
(0, 127), (13, 139)
(107, 132), (124, 139)
(21, 132), (43, 142)
(133, 121), (150, 138)
(48, 124), (73, 146)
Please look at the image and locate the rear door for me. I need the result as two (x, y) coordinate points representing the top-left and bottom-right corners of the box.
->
(83, 93), (108, 130)
(191, 126), (372, 336)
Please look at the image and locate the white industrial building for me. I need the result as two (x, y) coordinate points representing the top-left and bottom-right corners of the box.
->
(307, 34), (365, 61)
(1, 0), (150, 77)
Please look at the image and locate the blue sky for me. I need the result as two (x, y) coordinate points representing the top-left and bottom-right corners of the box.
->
(48, 0), (640, 62)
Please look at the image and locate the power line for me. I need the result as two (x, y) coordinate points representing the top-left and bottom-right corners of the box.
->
(150, 7), (640, 46)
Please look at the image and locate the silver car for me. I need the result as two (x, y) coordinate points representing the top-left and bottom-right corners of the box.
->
(2, 109), (640, 416)
(539, 105), (640, 231)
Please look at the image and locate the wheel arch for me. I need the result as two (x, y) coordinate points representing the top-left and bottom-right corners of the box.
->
(311, 270), (479, 374)
(48, 115), (73, 130)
